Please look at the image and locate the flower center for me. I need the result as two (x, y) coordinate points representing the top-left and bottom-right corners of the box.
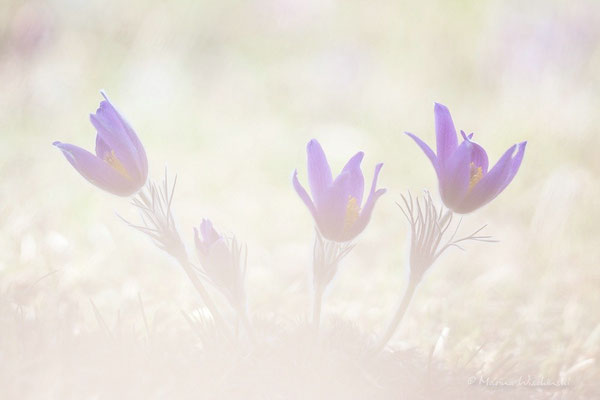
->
(469, 162), (483, 190)
(343, 196), (360, 232)
(104, 150), (130, 179)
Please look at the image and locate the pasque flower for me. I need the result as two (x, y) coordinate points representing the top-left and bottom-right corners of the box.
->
(194, 219), (246, 306)
(194, 219), (255, 342)
(53, 91), (148, 196)
(406, 103), (526, 213)
(292, 139), (386, 242)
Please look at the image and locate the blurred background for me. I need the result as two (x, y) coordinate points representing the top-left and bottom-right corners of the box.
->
(1, 0), (599, 398)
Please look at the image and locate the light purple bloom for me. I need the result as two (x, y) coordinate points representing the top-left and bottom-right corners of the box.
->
(194, 219), (245, 304)
(194, 219), (223, 260)
(293, 139), (386, 242)
(406, 103), (527, 214)
(53, 91), (148, 196)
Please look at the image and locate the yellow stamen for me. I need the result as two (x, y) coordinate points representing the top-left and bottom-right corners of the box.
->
(104, 150), (130, 179)
(469, 162), (483, 190)
(343, 195), (360, 232)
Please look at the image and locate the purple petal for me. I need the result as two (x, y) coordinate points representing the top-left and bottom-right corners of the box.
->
(457, 143), (520, 213)
(194, 227), (209, 257)
(306, 139), (333, 208)
(292, 170), (318, 221)
(53, 141), (138, 196)
(90, 107), (138, 179)
(439, 139), (472, 210)
(469, 142), (489, 174)
(339, 151), (365, 206)
(434, 103), (458, 166)
(95, 135), (111, 159)
(496, 141), (526, 193)
(100, 92), (147, 171)
(368, 163), (384, 198)
(405, 132), (439, 177)
(461, 131), (489, 173)
(89, 92), (147, 183)
(341, 163), (386, 241)
(200, 218), (221, 245)
(316, 172), (352, 241)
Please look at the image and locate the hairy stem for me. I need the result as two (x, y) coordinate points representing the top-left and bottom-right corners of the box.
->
(236, 303), (257, 344)
(175, 254), (231, 339)
(371, 276), (420, 355)
(312, 283), (324, 335)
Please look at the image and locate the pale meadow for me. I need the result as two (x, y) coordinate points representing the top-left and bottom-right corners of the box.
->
(1, 0), (599, 398)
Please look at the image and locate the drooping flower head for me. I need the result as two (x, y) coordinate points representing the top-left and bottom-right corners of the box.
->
(292, 139), (386, 242)
(406, 103), (526, 214)
(194, 219), (246, 305)
(53, 91), (148, 196)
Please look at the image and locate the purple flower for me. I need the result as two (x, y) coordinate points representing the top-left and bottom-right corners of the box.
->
(406, 103), (527, 214)
(53, 91), (148, 196)
(292, 139), (386, 242)
(194, 219), (245, 304)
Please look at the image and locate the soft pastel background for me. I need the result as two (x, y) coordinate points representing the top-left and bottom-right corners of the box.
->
(1, 0), (599, 398)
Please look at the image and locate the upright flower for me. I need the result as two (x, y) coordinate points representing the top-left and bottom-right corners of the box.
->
(194, 219), (246, 307)
(405, 103), (526, 213)
(292, 139), (386, 242)
(53, 91), (148, 196)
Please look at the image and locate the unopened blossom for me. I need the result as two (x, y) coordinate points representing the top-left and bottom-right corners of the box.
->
(54, 91), (148, 196)
(194, 219), (246, 306)
(292, 139), (386, 242)
(406, 103), (526, 213)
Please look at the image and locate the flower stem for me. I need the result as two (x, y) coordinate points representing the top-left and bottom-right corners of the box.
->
(236, 303), (257, 345)
(312, 283), (324, 334)
(371, 276), (419, 355)
(176, 255), (231, 339)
